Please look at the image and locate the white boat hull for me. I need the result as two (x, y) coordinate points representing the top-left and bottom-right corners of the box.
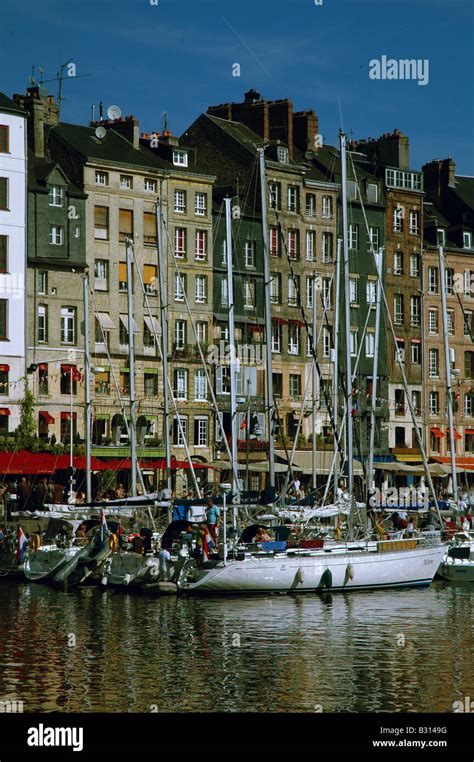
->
(178, 542), (446, 594)
(23, 545), (80, 582)
(438, 559), (474, 582)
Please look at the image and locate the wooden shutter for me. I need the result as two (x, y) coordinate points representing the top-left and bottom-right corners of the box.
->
(143, 212), (157, 244)
(0, 299), (7, 339)
(0, 236), (7, 272)
(144, 264), (157, 285)
(119, 209), (133, 240)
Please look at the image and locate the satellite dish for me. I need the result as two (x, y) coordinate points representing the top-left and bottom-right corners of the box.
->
(95, 126), (106, 139)
(107, 105), (122, 121)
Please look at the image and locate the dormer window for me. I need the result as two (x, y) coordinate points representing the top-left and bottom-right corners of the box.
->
(49, 185), (64, 207)
(464, 231), (472, 249)
(173, 150), (188, 167)
(277, 146), (289, 164)
(437, 228), (446, 247)
(367, 183), (378, 203)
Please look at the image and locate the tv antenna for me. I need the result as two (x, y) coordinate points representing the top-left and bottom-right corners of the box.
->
(35, 61), (92, 116)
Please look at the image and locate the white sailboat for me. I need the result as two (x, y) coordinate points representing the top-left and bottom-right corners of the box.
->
(438, 531), (474, 582)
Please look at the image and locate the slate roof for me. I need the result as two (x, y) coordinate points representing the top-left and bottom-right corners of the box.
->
(0, 92), (26, 117)
(27, 150), (85, 196)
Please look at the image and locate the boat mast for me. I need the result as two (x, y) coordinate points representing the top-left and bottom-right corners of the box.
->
(333, 239), (342, 497)
(126, 238), (138, 497)
(312, 276), (318, 493)
(83, 274), (92, 503)
(156, 198), (172, 499)
(258, 146), (276, 492)
(340, 130), (354, 497)
(368, 248), (383, 491)
(438, 244), (458, 501)
(224, 197), (239, 500)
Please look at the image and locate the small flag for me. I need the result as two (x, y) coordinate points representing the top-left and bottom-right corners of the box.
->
(16, 527), (27, 561)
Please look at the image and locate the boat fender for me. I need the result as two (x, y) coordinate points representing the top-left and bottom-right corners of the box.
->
(296, 568), (305, 584)
(29, 533), (41, 552)
(344, 563), (355, 585)
(123, 573), (132, 585)
(320, 568), (332, 589)
(108, 533), (119, 553)
(101, 576), (108, 586)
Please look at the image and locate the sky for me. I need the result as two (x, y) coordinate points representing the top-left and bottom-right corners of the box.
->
(1, 0), (473, 173)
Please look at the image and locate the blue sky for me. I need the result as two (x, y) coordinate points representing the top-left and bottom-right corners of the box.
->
(2, 0), (473, 172)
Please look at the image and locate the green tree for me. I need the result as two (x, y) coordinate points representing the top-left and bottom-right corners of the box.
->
(16, 385), (36, 448)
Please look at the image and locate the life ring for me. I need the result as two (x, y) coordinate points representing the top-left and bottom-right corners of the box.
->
(108, 533), (119, 552)
(29, 533), (41, 552)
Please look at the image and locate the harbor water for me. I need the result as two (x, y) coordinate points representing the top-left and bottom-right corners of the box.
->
(0, 580), (472, 713)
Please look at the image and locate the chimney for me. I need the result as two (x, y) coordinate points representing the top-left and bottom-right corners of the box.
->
(92, 115), (140, 149)
(13, 86), (59, 158)
(422, 158), (456, 199)
(293, 110), (319, 154)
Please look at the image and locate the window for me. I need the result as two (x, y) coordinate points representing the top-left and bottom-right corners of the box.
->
(464, 311), (472, 337)
(175, 320), (186, 350)
(35, 271), (47, 296)
(322, 195), (333, 218)
(395, 338), (405, 364)
(0, 126), (9, 153)
(270, 273), (280, 304)
(428, 266), (438, 294)
(410, 295), (421, 326)
(306, 194), (316, 217)
(447, 309), (455, 335)
(464, 270), (472, 296)
(60, 307), (75, 344)
(271, 322), (282, 353)
(48, 185), (64, 207)
(119, 370), (130, 396)
(349, 224), (358, 250)
(0, 300), (6, 340)
(0, 235), (8, 272)
(174, 190), (186, 214)
(411, 391), (422, 417)
(38, 364), (48, 395)
(393, 207), (403, 233)
(428, 307), (438, 334)
(144, 178), (156, 192)
(464, 394), (474, 416)
(174, 228), (186, 257)
(173, 416), (188, 446)
(194, 370), (207, 401)
(174, 273), (186, 301)
(446, 268), (454, 295)
(322, 278), (332, 309)
(196, 321), (207, 346)
(395, 389), (405, 415)
(174, 369), (188, 400)
(216, 366), (231, 395)
(0, 178), (7, 210)
(94, 206), (109, 240)
(288, 324), (300, 355)
(409, 254), (420, 277)
(366, 280), (377, 307)
(244, 280), (255, 309)
(465, 351), (474, 378)
(143, 212), (157, 245)
(306, 230), (316, 261)
(244, 240), (255, 268)
(306, 276), (315, 308)
(194, 417), (208, 447)
(269, 182), (281, 211)
(49, 225), (64, 245)
(94, 260), (109, 291)
(94, 370), (110, 396)
(288, 276), (299, 307)
(366, 331), (375, 357)
(367, 183), (378, 203)
(195, 193), (207, 216)
(411, 340), (421, 365)
(144, 372), (158, 397)
(409, 210), (420, 235)
(172, 150), (188, 167)
(394, 294), (404, 324)
(350, 329), (358, 356)
(119, 209), (133, 242)
(195, 275), (207, 303)
(347, 180), (358, 200)
(437, 229), (446, 246)
(195, 230), (207, 260)
(60, 365), (78, 396)
(95, 318), (110, 349)
(144, 264), (157, 294)
(394, 251), (403, 275)
(119, 174), (133, 190)
(270, 226), (279, 256)
(118, 262), (129, 293)
(287, 186), (299, 213)
(349, 278), (358, 305)
(289, 374), (301, 399)
(385, 169), (422, 191)
(119, 318), (129, 347)
(322, 232), (333, 262)
(37, 305), (48, 342)
(429, 391), (439, 416)
(95, 171), (108, 186)
(288, 229), (299, 259)
(221, 279), (229, 307)
(323, 327), (332, 358)
(60, 412), (77, 443)
(368, 227), (379, 250)
(277, 146), (289, 164)
(429, 348), (439, 378)
(143, 321), (155, 348)
(464, 232), (472, 249)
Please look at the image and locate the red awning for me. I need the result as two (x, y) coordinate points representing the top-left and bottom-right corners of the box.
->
(449, 431), (462, 440)
(466, 430), (474, 436)
(430, 428), (444, 438)
(50, 455), (110, 471)
(39, 411), (55, 424)
(38, 363), (48, 371)
(0, 408), (10, 416)
(60, 412), (76, 420)
(0, 364), (9, 372)
(61, 365), (81, 381)
(272, 317), (288, 325)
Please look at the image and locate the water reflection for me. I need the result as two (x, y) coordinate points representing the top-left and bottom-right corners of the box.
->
(0, 581), (472, 713)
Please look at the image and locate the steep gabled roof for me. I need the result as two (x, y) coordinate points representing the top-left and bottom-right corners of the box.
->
(0, 92), (26, 117)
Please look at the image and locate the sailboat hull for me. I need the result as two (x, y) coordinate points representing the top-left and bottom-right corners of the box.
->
(178, 543), (446, 594)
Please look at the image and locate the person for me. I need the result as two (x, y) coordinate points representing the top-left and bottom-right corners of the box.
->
(292, 476), (301, 498)
(407, 518), (414, 537)
(18, 477), (31, 511)
(75, 524), (88, 545)
(255, 527), (272, 543)
(75, 491), (85, 505)
(206, 499), (220, 544)
(131, 534), (145, 555)
(115, 484), (126, 499)
(158, 546), (171, 581)
(462, 516), (470, 532)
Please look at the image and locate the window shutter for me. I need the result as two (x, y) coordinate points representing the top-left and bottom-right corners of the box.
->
(143, 212), (157, 244)
(119, 262), (128, 283)
(216, 366), (223, 395)
(119, 209), (133, 238)
(144, 264), (157, 285)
